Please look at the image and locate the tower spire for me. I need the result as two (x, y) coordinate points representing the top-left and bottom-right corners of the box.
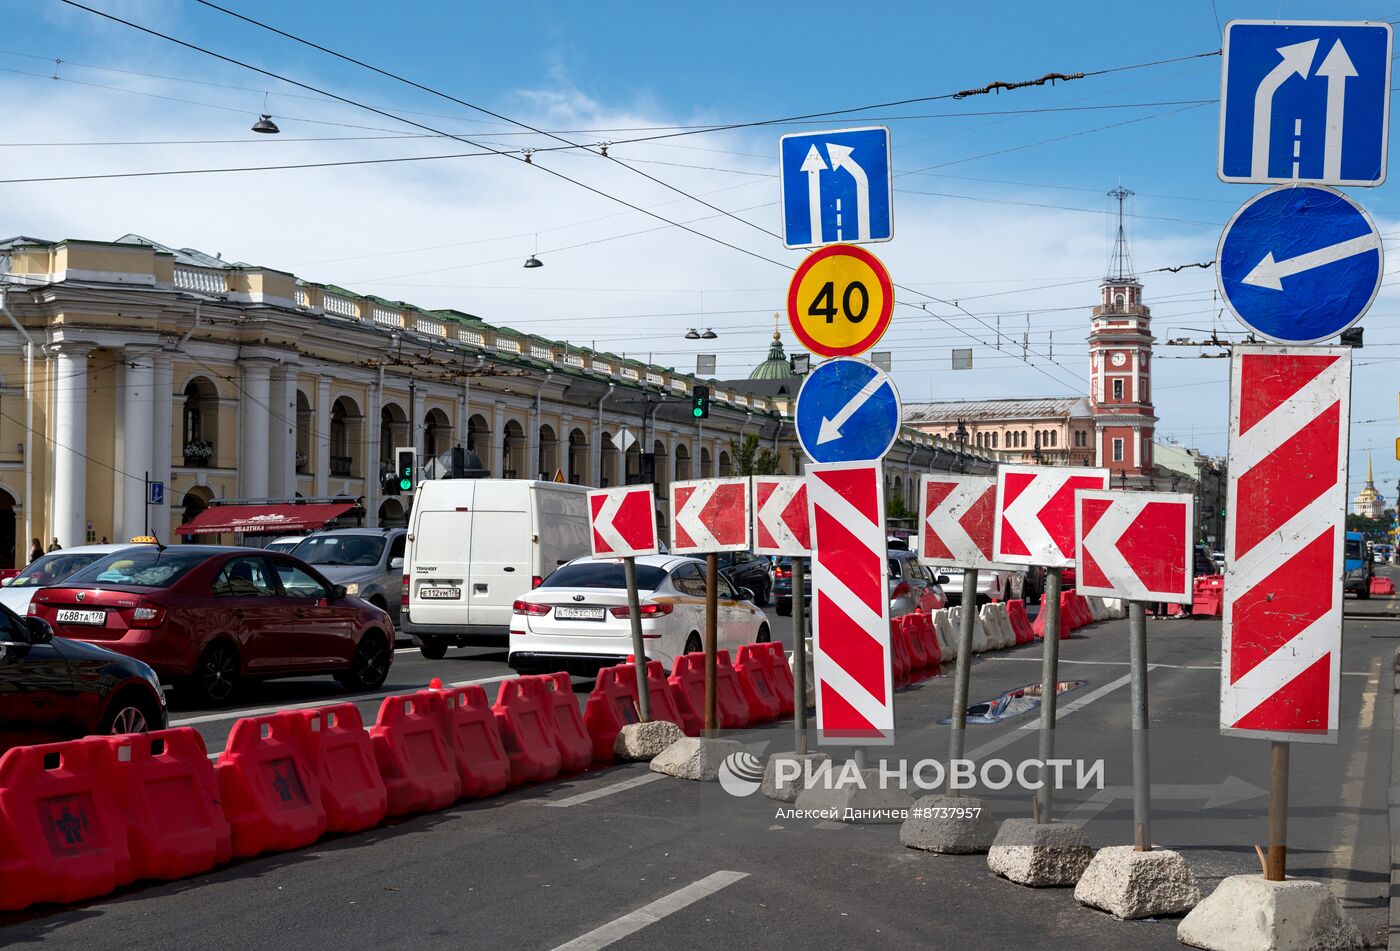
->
(1368, 449), (1374, 485)
(1107, 184), (1135, 281)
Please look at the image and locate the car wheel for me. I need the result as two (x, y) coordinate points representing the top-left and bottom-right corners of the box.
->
(190, 642), (239, 705)
(684, 633), (702, 655)
(368, 595), (389, 614)
(338, 632), (390, 691)
(100, 694), (158, 735)
(1358, 585), (1372, 601)
(419, 637), (449, 659)
(756, 624), (771, 643)
(753, 580), (771, 607)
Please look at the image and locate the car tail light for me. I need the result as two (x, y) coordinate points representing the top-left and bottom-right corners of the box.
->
(401, 575), (410, 607)
(892, 582), (912, 603)
(130, 600), (166, 628)
(775, 565), (791, 579)
(532, 575), (543, 589)
(609, 603), (673, 619)
(512, 599), (551, 616)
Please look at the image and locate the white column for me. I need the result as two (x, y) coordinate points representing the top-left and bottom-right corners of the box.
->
(51, 342), (93, 549)
(151, 354), (173, 539)
(268, 366), (296, 498)
(366, 376), (382, 523)
(314, 376), (331, 496)
(120, 350), (155, 541)
(239, 360), (272, 499)
(492, 403), (505, 478)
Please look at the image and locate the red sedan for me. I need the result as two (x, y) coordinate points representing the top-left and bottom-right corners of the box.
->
(30, 545), (393, 705)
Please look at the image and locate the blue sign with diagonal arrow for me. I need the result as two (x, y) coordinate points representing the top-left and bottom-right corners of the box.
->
(795, 357), (902, 463)
(1217, 184), (1383, 345)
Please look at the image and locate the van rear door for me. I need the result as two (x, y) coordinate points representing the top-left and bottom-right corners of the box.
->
(409, 509), (472, 627)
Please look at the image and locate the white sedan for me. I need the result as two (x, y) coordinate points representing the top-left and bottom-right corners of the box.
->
(507, 554), (771, 675)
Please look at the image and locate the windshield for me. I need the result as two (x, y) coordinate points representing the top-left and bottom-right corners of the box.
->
(64, 548), (209, 588)
(9, 551), (112, 588)
(1345, 539), (1364, 560)
(292, 535), (386, 567)
(539, 562), (668, 590)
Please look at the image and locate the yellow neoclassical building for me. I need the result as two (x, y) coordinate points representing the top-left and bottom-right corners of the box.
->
(0, 234), (996, 565)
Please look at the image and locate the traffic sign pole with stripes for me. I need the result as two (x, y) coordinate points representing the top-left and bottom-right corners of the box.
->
(807, 461), (893, 744)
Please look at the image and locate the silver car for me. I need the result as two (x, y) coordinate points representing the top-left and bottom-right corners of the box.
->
(289, 528), (406, 625)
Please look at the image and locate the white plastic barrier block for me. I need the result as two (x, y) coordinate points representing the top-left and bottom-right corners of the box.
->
(996, 601), (1016, 647)
(951, 605), (989, 654)
(979, 602), (1010, 650)
(932, 609), (958, 663)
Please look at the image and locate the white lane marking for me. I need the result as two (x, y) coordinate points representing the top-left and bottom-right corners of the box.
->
(962, 672), (1133, 764)
(1330, 656), (1379, 898)
(550, 870), (749, 951)
(546, 772), (665, 808)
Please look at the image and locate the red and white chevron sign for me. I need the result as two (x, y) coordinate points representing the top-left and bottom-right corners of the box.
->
(587, 486), (658, 559)
(752, 476), (810, 556)
(670, 478), (750, 554)
(918, 473), (998, 569)
(1075, 490), (1194, 602)
(807, 461), (893, 744)
(993, 464), (1109, 567)
(1222, 345), (1351, 743)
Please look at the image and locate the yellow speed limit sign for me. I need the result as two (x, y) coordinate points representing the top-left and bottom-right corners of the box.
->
(786, 244), (893, 357)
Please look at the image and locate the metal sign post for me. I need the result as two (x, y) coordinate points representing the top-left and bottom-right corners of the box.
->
(948, 567), (979, 794)
(621, 555), (651, 722)
(1127, 599), (1151, 850)
(1034, 567), (1064, 823)
(792, 556), (808, 755)
(704, 552), (719, 735)
(752, 474), (814, 757)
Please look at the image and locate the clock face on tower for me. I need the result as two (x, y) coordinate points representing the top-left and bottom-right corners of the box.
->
(1110, 352), (1127, 367)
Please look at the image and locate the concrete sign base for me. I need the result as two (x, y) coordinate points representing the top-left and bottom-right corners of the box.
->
(613, 721), (685, 762)
(1178, 875), (1363, 951)
(1074, 845), (1201, 919)
(792, 767), (913, 823)
(900, 794), (998, 854)
(649, 737), (744, 781)
(761, 751), (830, 802)
(987, 818), (1092, 887)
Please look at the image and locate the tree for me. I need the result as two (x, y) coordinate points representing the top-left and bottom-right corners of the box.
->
(1346, 512), (1389, 542)
(729, 434), (780, 476)
(886, 495), (915, 521)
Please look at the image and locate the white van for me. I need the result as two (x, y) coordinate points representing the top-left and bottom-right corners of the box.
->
(403, 479), (592, 658)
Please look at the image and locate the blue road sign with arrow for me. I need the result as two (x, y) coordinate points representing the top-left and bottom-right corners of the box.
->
(795, 357), (901, 463)
(1219, 20), (1393, 186)
(1217, 184), (1383, 345)
(779, 126), (892, 249)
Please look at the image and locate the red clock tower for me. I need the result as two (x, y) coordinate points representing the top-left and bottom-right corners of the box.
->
(1089, 186), (1157, 487)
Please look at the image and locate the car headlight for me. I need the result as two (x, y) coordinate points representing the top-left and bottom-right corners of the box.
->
(1347, 567), (1366, 579)
(343, 582), (360, 596)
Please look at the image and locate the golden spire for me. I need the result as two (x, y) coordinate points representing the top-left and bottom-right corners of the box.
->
(1368, 449), (1374, 485)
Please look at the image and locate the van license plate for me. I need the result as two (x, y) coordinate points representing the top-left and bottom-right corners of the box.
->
(555, 606), (605, 621)
(56, 609), (105, 625)
(420, 587), (461, 600)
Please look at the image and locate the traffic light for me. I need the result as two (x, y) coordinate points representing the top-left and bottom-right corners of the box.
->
(691, 384), (709, 419)
(395, 447), (415, 493)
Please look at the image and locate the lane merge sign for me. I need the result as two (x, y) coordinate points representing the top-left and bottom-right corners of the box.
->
(787, 244), (894, 358)
(795, 357), (901, 464)
(1219, 20), (1392, 186)
(779, 126), (892, 248)
(1217, 184), (1382, 344)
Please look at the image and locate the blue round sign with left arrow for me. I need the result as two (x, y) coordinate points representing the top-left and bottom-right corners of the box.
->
(795, 357), (902, 463)
(1217, 184), (1383, 345)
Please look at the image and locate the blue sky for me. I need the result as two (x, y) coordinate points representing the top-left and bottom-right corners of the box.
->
(8, 0), (1400, 501)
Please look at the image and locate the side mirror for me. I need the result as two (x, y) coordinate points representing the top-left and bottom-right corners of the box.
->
(739, 587), (756, 603)
(936, 574), (950, 585)
(389, 556), (404, 570)
(330, 584), (348, 601)
(25, 616), (54, 645)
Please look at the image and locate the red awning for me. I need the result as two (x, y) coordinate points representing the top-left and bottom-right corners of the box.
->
(176, 502), (356, 536)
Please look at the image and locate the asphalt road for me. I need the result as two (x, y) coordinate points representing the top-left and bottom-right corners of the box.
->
(3, 582), (1397, 949)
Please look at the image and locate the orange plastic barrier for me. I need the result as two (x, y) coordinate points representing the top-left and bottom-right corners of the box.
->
(299, 704), (387, 834)
(115, 729), (232, 881)
(642, 659), (687, 726)
(667, 672), (704, 736)
(902, 616), (932, 672)
(584, 665), (642, 762)
(1031, 595), (1071, 640)
(494, 677), (563, 784)
(0, 737), (134, 911)
(913, 613), (943, 668)
(371, 692), (461, 815)
(1006, 599), (1035, 644)
(1192, 574), (1224, 616)
(217, 712), (326, 858)
(1060, 592), (1084, 631)
(668, 653), (707, 730)
(890, 620), (912, 687)
(764, 642), (797, 714)
(714, 650), (752, 728)
(438, 684), (512, 798)
(733, 644), (782, 722)
(1373, 576), (1397, 596)
(541, 672), (593, 772)
(1074, 594), (1095, 627)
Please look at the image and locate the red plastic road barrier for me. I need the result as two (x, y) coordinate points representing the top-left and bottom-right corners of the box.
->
(1059, 591), (1084, 631)
(585, 665), (641, 763)
(734, 644), (783, 722)
(667, 671), (703, 737)
(0, 737), (133, 911)
(541, 672), (593, 773)
(115, 729), (232, 881)
(372, 692), (461, 815)
(668, 653), (706, 732)
(912, 613), (943, 669)
(764, 642), (797, 714)
(1192, 574), (1224, 616)
(1031, 595), (1071, 640)
(714, 650), (752, 729)
(438, 684), (512, 798)
(902, 616), (932, 671)
(299, 704), (387, 834)
(1373, 576), (1397, 596)
(890, 620), (912, 687)
(217, 712), (326, 858)
(1006, 599), (1035, 644)
(617, 657), (689, 730)
(494, 677), (563, 784)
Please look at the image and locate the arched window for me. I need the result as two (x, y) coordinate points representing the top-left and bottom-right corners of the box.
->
(1050, 431), (1057, 448)
(1034, 431), (1042, 449)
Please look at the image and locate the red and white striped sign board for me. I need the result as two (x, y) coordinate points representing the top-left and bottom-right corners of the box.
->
(807, 461), (893, 744)
(918, 473), (999, 570)
(1075, 490), (1194, 602)
(587, 486), (658, 559)
(670, 478), (751, 554)
(752, 476), (810, 556)
(1222, 345), (1351, 744)
(993, 464), (1109, 567)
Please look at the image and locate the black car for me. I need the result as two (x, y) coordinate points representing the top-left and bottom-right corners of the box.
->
(716, 551), (773, 606)
(0, 605), (167, 754)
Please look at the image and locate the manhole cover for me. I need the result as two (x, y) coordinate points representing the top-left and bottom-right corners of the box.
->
(938, 680), (1086, 725)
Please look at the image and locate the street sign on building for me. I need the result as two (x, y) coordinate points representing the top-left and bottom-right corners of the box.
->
(1075, 490), (1195, 602)
(752, 476), (810, 556)
(587, 486), (658, 558)
(670, 478), (751, 554)
(779, 126), (892, 248)
(795, 357), (901, 464)
(786, 244), (894, 358)
(1217, 184), (1382, 345)
(992, 464), (1110, 568)
(147, 481), (164, 506)
(1219, 20), (1392, 186)
(807, 460), (893, 743)
(1221, 346), (1350, 743)
(918, 473), (999, 570)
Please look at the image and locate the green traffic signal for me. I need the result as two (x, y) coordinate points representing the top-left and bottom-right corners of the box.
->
(399, 478), (412, 491)
(691, 384), (709, 419)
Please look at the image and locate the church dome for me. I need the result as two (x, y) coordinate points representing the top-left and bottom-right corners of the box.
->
(749, 330), (792, 380)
